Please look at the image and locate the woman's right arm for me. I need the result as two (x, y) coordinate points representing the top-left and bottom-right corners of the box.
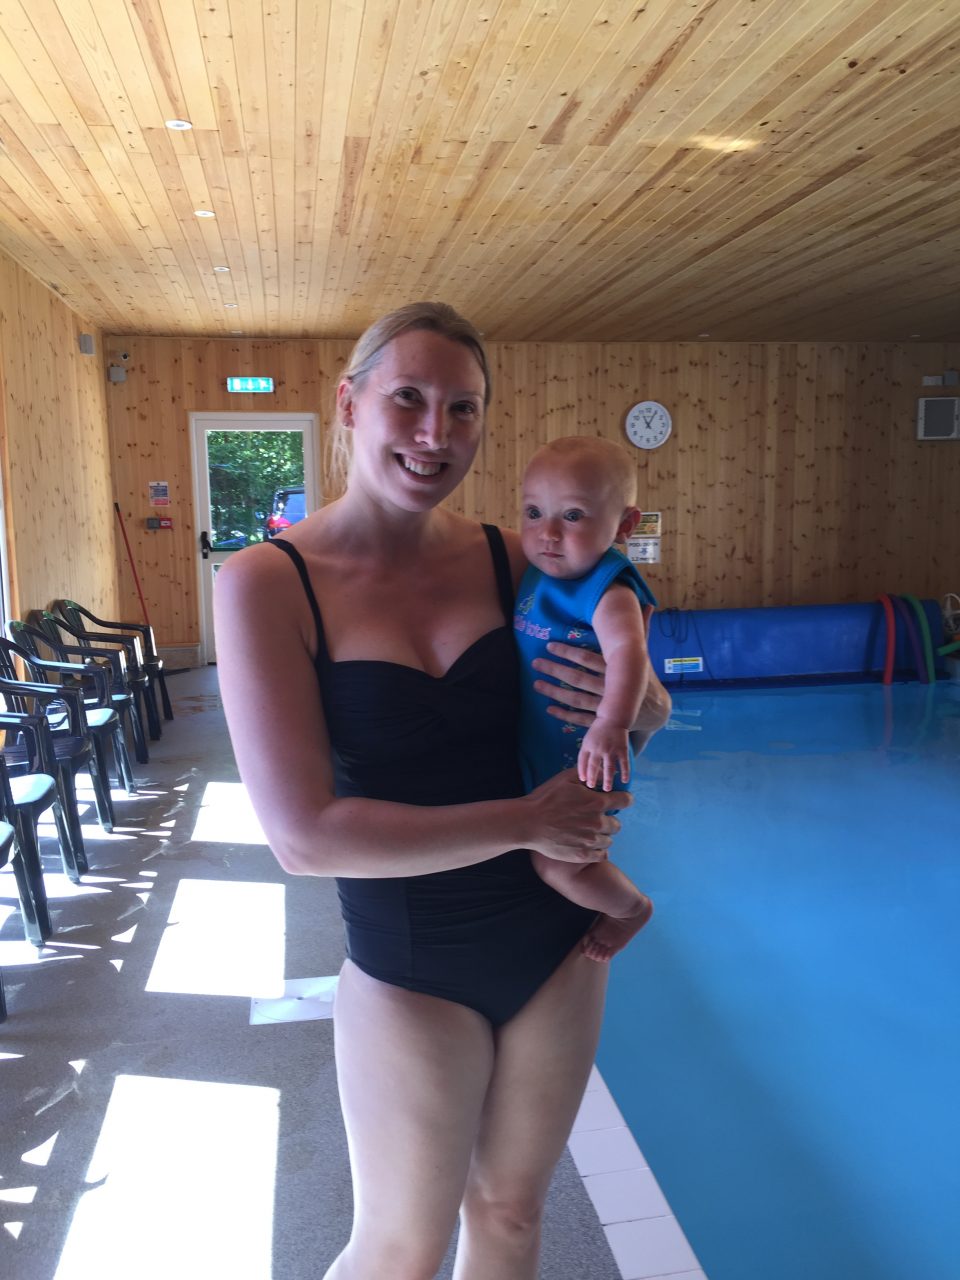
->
(215, 548), (626, 879)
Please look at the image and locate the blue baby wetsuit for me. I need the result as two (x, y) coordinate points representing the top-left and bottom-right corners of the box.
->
(514, 547), (657, 791)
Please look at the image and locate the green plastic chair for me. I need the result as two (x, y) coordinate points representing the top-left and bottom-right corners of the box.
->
(0, 734), (54, 948)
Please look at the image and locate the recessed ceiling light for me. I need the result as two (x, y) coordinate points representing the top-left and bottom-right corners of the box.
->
(194, 209), (215, 218)
(165, 119), (193, 131)
(691, 135), (758, 153)
(698, 332), (710, 338)
(231, 330), (243, 335)
(225, 303), (238, 308)
(213, 265), (230, 273)
(910, 333), (921, 338)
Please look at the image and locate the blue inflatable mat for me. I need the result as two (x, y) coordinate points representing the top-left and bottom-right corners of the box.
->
(647, 599), (943, 685)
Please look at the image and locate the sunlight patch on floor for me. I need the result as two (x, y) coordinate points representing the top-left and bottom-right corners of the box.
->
(190, 781), (267, 845)
(53, 1074), (278, 1280)
(22, 1131), (59, 1166)
(146, 878), (285, 998)
(27, 873), (122, 900)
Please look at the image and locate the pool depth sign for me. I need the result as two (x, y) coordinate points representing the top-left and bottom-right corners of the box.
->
(627, 511), (661, 564)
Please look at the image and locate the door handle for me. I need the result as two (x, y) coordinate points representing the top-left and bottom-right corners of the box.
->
(200, 530), (212, 560)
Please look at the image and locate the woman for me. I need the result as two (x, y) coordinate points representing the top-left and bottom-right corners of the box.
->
(215, 303), (671, 1279)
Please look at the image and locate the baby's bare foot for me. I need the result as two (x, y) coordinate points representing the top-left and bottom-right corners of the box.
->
(582, 896), (654, 963)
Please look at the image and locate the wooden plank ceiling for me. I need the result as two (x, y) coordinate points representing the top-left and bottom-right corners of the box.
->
(0, 0), (956, 341)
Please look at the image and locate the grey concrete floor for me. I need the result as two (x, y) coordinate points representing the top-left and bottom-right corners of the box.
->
(0, 666), (621, 1279)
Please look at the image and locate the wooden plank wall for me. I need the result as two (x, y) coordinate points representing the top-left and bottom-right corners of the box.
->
(0, 250), (117, 621)
(106, 335), (960, 646)
(473, 341), (960, 610)
(105, 337), (352, 647)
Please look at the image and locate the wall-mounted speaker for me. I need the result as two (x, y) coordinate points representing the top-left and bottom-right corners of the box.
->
(917, 397), (959, 441)
(107, 365), (127, 383)
(78, 333), (95, 355)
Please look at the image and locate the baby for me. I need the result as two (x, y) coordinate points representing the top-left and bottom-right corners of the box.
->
(515, 436), (656, 961)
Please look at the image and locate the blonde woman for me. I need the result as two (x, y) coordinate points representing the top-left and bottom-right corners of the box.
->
(215, 303), (671, 1280)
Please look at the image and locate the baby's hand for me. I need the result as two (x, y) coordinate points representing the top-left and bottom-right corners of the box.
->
(578, 718), (631, 792)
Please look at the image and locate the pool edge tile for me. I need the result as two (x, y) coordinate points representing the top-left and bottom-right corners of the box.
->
(569, 1066), (707, 1279)
(604, 1216), (703, 1280)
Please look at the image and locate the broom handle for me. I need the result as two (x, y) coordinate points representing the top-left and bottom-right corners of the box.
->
(113, 501), (152, 627)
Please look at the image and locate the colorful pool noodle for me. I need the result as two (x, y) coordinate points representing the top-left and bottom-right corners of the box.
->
(877, 594), (896, 685)
(903, 594), (936, 683)
(892, 595), (928, 683)
(938, 638), (960, 657)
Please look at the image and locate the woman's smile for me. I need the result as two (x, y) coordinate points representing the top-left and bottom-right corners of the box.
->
(398, 453), (447, 478)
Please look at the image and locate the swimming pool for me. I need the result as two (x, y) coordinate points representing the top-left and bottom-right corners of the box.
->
(599, 680), (960, 1280)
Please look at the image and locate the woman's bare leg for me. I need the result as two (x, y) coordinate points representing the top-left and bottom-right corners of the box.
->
(324, 960), (496, 1280)
(453, 944), (608, 1279)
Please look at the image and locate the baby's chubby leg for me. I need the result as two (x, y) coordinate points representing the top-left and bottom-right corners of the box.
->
(530, 852), (653, 962)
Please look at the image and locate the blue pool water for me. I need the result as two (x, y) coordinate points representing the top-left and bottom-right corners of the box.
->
(599, 681), (960, 1280)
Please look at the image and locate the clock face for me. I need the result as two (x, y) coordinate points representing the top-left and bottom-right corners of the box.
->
(625, 401), (672, 450)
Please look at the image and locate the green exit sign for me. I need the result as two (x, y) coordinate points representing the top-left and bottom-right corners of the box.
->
(226, 376), (275, 393)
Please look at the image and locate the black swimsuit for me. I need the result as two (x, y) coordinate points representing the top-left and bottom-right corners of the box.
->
(270, 525), (593, 1027)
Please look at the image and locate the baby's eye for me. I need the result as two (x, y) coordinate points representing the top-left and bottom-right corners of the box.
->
(524, 506), (542, 520)
(563, 510), (584, 523)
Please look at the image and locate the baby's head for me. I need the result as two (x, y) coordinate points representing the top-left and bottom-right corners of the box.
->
(521, 437), (640, 579)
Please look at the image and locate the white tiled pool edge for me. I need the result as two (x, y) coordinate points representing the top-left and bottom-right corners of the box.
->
(569, 1067), (708, 1280)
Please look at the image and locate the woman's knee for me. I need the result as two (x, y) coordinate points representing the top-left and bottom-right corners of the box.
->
(460, 1180), (546, 1248)
(338, 1229), (450, 1280)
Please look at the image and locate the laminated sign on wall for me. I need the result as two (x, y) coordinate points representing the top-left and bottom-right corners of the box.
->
(627, 536), (660, 564)
(149, 481), (170, 506)
(627, 512), (661, 564)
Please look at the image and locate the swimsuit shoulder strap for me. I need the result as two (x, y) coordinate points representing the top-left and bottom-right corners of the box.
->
(481, 524), (515, 624)
(267, 538), (330, 664)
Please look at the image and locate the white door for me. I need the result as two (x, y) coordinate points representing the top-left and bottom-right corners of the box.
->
(191, 412), (319, 662)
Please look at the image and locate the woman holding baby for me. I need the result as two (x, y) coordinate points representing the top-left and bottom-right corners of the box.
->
(216, 302), (671, 1279)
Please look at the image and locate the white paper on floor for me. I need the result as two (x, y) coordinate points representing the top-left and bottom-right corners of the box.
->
(249, 975), (339, 1025)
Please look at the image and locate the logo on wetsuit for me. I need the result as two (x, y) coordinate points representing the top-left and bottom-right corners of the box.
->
(514, 592), (551, 639)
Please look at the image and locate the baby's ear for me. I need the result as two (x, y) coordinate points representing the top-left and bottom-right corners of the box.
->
(616, 507), (641, 542)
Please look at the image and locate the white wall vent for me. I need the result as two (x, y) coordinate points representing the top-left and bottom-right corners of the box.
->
(917, 397), (960, 440)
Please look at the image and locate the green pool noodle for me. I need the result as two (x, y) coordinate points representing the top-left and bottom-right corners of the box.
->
(903, 594), (935, 683)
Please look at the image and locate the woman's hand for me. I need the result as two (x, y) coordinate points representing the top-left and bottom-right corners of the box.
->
(522, 768), (631, 864)
(531, 641), (608, 728)
(532, 605), (670, 741)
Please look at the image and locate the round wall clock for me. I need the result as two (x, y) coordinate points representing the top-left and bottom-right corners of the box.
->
(625, 401), (672, 450)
